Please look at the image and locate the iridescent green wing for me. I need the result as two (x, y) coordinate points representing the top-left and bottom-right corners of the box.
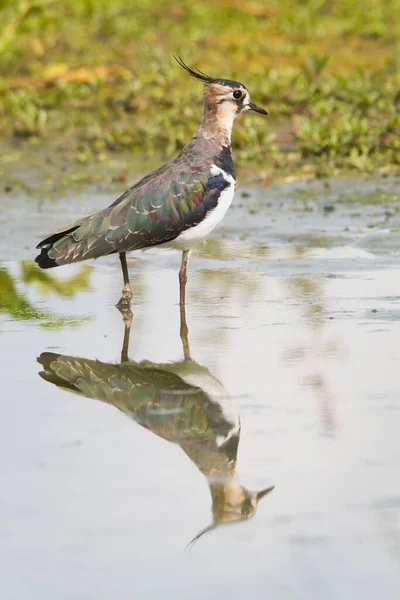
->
(102, 166), (230, 250)
(38, 166), (230, 266)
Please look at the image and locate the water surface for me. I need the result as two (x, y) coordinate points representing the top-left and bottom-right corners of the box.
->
(1, 176), (400, 599)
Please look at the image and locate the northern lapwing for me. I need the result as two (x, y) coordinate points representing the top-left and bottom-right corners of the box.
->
(38, 304), (274, 548)
(35, 57), (268, 307)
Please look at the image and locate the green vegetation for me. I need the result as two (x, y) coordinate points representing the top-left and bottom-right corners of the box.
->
(0, 0), (399, 185)
(21, 260), (93, 296)
(0, 261), (92, 326)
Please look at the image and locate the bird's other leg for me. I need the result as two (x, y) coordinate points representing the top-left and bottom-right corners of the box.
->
(179, 249), (192, 361)
(180, 299), (192, 362)
(179, 249), (191, 306)
(116, 252), (133, 316)
(120, 252), (132, 299)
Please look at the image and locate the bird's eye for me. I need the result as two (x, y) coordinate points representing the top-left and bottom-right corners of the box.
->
(241, 505), (250, 516)
(233, 90), (242, 100)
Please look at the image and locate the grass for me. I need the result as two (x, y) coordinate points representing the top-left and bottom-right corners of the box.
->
(0, 0), (399, 186)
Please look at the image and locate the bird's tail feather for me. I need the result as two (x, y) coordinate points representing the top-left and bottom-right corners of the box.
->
(35, 210), (115, 269)
(35, 225), (80, 268)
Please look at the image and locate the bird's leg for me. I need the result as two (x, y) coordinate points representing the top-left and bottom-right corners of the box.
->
(179, 249), (191, 306)
(116, 252), (133, 311)
(179, 300), (192, 362)
(179, 249), (192, 360)
(120, 252), (132, 299)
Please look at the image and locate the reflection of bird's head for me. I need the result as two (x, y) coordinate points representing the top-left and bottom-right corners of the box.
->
(186, 481), (274, 549)
(211, 481), (275, 522)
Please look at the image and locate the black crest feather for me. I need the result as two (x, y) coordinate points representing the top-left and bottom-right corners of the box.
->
(173, 56), (214, 84)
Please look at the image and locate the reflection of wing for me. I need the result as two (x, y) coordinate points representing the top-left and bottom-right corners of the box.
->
(38, 349), (273, 542)
(38, 353), (237, 446)
(36, 167), (230, 267)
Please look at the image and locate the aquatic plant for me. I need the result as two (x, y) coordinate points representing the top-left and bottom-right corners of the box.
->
(0, 0), (399, 183)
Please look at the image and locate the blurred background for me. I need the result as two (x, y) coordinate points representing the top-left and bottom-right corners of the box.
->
(1, 3), (400, 599)
(0, 0), (399, 187)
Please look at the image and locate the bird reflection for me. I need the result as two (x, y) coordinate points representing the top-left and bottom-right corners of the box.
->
(37, 305), (274, 546)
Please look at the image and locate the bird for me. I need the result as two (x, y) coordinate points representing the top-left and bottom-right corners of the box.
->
(38, 305), (274, 547)
(35, 57), (268, 307)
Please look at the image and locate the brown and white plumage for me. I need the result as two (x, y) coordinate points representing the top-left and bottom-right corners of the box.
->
(35, 58), (268, 306)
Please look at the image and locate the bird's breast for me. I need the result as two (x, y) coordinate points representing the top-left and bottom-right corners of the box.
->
(165, 166), (235, 250)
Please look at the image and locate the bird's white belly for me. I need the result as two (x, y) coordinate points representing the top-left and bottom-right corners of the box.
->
(162, 167), (236, 251)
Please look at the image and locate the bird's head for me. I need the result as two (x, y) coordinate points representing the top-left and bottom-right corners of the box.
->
(174, 56), (267, 135)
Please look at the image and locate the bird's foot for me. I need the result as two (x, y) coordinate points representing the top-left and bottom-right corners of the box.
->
(116, 284), (133, 307)
(121, 282), (133, 300)
(116, 295), (131, 307)
(116, 285), (133, 325)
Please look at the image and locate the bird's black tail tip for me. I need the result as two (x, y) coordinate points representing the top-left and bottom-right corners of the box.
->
(35, 247), (58, 269)
(35, 225), (80, 269)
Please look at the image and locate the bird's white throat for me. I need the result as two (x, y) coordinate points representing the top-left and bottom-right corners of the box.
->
(216, 102), (238, 139)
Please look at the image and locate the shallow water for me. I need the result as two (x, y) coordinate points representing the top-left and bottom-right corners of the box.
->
(1, 176), (400, 599)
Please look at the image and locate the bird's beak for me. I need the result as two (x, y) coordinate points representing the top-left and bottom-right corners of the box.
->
(248, 100), (268, 115)
(256, 485), (275, 500)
